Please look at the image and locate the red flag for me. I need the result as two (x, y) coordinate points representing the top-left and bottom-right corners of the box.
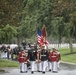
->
(42, 25), (49, 45)
(42, 25), (46, 37)
(42, 25), (46, 43)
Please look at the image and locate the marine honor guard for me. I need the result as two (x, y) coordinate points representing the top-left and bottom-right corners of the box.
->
(18, 50), (27, 73)
(50, 48), (59, 73)
(17, 43), (61, 73)
(40, 45), (49, 74)
(28, 45), (36, 74)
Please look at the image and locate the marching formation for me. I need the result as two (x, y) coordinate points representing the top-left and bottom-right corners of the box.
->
(18, 44), (61, 74)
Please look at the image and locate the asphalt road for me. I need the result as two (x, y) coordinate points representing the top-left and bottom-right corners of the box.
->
(0, 62), (76, 75)
(0, 68), (76, 75)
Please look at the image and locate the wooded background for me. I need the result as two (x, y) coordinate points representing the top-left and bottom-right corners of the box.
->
(0, 0), (76, 53)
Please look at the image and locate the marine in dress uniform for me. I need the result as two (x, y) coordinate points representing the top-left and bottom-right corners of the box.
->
(28, 45), (36, 74)
(40, 45), (49, 74)
(18, 50), (26, 73)
(50, 48), (59, 73)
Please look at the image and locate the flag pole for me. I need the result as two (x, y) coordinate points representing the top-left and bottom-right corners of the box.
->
(36, 24), (38, 45)
(42, 24), (49, 49)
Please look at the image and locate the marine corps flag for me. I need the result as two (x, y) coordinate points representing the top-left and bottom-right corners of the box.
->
(42, 25), (46, 37)
(42, 25), (46, 43)
(42, 25), (49, 45)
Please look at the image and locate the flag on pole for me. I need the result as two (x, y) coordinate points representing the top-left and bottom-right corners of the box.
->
(37, 27), (42, 44)
(42, 25), (46, 37)
(42, 25), (49, 45)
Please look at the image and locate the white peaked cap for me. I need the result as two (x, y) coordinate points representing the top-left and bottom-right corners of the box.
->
(42, 44), (47, 49)
(45, 45), (47, 49)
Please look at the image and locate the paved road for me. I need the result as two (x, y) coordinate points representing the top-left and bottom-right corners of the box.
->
(0, 68), (76, 75)
(0, 63), (76, 75)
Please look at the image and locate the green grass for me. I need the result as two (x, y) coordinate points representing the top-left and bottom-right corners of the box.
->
(59, 48), (76, 63)
(0, 59), (19, 68)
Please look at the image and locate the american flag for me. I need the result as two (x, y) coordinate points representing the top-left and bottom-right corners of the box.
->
(37, 27), (49, 45)
(37, 27), (42, 44)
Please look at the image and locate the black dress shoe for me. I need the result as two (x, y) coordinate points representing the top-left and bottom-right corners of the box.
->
(42, 72), (45, 74)
(20, 71), (22, 73)
(20, 71), (25, 73)
(31, 71), (34, 74)
(49, 69), (51, 71)
(38, 71), (42, 72)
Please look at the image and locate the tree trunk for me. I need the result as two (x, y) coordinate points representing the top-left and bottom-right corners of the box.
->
(58, 36), (62, 44)
(17, 35), (20, 48)
(69, 36), (73, 53)
(58, 36), (62, 48)
(0, 51), (1, 58)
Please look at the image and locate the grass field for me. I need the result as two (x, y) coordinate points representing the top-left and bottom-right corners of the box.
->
(59, 48), (76, 63)
(0, 59), (19, 68)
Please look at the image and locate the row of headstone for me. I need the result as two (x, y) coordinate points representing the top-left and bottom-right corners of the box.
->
(48, 43), (76, 49)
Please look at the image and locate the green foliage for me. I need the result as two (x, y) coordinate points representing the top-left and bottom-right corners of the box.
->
(20, 0), (53, 39)
(0, 0), (24, 26)
(51, 17), (65, 35)
(0, 24), (17, 44)
(0, 0), (76, 44)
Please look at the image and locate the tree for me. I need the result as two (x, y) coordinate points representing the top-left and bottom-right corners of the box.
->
(51, 0), (76, 53)
(20, 0), (53, 39)
(51, 17), (65, 44)
(0, 24), (17, 44)
(0, 0), (24, 26)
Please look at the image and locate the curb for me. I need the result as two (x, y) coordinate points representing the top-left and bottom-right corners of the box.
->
(60, 61), (76, 66)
